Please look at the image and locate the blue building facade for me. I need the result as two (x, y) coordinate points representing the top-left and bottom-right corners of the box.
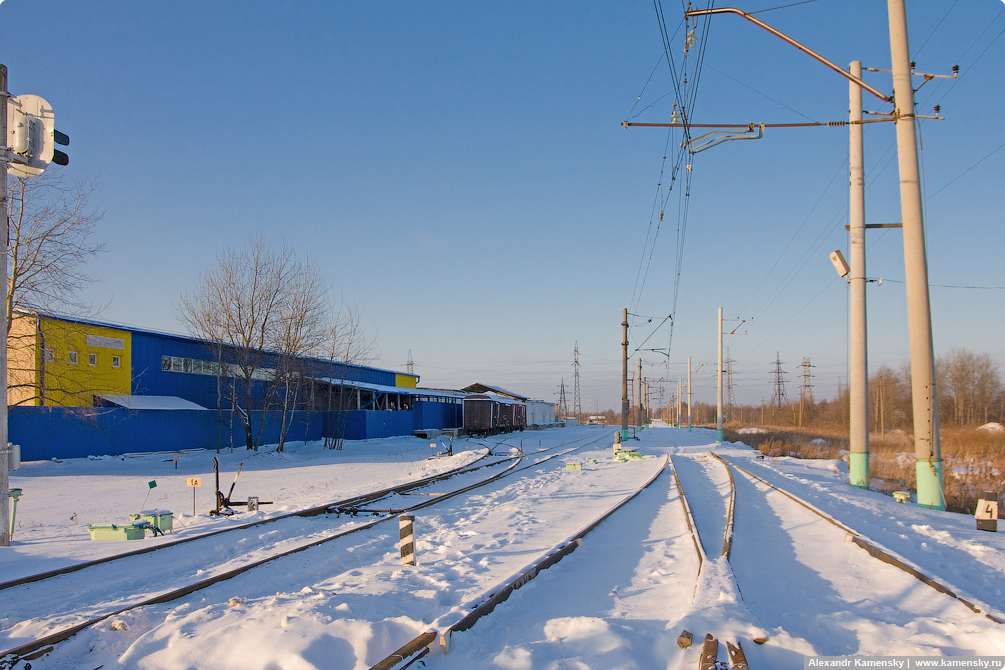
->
(9, 314), (463, 460)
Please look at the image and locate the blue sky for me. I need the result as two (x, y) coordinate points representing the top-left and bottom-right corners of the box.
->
(2, 0), (1002, 411)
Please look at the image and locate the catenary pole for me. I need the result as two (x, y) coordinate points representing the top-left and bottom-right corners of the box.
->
(888, 0), (943, 509)
(687, 356), (692, 431)
(717, 307), (723, 443)
(848, 60), (870, 489)
(1, 64), (9, 546)
(637, 358), (642, 430)
(677, 377), (682, 427)
(621, 308), (628, 438)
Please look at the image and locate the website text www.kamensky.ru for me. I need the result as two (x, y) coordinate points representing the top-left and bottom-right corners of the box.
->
(805, 657), (1005, 669)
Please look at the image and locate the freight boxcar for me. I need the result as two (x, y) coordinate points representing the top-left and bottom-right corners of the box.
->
(463, 394), (526, 436)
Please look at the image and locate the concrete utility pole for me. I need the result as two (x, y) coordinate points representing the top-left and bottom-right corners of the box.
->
(642, 377), (648, 425)
(848, 60), (870, 489)
(1, 64), (9, 546)
(888, 0), (944, 509)
(680, 0), (943, 509)
(717, 307), (724, 443)
(637, 358), (643, 429)
(676, 377), (681, 427)
(687, 356), (692, 431)
(621, 308), (629, 438)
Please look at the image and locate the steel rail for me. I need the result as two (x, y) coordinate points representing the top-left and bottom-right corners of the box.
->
(1, 432), (595, 591)
(716, 453), (1004, 625)
(0, 432), (611, 664)
(710, 453), (737, 560)
(347, 444), (594, 514)
(668, 455), (707, 575)
(437, 454), (670, 655)
(0, 446), (504, 592)
(0, 455), (523, 664)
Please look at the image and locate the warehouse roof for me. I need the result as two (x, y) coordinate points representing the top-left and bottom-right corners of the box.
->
(96, 395), (208, 410)
(316, 379), (462, 399)
(460, 383), (528, 402)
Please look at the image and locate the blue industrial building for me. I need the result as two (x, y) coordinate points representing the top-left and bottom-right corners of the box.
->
(9, 313), (463, 460)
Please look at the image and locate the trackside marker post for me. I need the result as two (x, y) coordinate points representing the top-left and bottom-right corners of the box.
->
(399, 515), (416, 566)
(976, 492), (998, 533)
(187, 477), (201, 516)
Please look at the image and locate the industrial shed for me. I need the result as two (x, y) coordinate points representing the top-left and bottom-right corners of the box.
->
(7, 312), (461, 459)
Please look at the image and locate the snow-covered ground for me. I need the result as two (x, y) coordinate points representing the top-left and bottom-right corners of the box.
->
(3, 425), (1005, 669)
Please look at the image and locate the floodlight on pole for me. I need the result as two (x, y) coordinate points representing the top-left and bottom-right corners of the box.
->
(829, 250), (850, 280)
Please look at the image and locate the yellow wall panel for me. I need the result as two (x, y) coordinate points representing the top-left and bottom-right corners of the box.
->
(37, 318), (132, 407)
(395, 373), (418, 389)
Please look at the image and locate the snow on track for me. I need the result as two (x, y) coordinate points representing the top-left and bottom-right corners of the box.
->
(1, 438), (487, 582)
(725, 456), (1005, 663)
(669, 453), (731, 557)
(434, 464), (698, 670)
(719, 446), (1005, 617)
(25, 438), (663, 669)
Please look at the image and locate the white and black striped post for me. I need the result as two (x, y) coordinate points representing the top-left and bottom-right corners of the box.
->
(399, 515), (416, 566)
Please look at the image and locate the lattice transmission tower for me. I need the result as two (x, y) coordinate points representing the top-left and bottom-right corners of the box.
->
(406, 350), (414, 376)
(798, 358), (814, 427)
(557, 378), (569, 418)
(573, 342), (582, 423)
(770, 352), (788, 413)
(725, 347), (737, 422)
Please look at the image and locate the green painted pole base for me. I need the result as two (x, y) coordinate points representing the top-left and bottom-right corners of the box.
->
(849, 451), (869, 489)
(716, 429), (723, 444)
(916, 458), (946, 511)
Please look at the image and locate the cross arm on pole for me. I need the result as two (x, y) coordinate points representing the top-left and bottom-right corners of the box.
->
(684, 6), (893, 104)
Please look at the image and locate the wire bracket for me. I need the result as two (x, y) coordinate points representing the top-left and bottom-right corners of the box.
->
(684, 123), (764, 154)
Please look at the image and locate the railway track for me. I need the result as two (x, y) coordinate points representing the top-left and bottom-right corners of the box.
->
(0, 431), (609, 667)
(11, 431), (997, 669)
(671, 450), (1004, 666)
(383, 443), (1005, 669)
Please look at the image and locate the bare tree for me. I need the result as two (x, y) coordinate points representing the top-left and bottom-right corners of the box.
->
(6, 172), (106, 406)
(272, 256), (329, 452)
(178, 236), (329, 450)
(322, 301), (377, 450)
(7, 172), (105, 327)
(938, 349), (1002, 427)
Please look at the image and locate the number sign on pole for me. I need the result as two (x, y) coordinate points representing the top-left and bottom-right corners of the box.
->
(187, 477), (202, 516)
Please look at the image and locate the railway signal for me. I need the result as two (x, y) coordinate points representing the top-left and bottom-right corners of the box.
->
(2, 64), (72, 547)
(5, 92), (69, 177)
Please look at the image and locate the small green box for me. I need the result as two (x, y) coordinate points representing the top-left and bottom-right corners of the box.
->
(129, 509), (173, 534)
(565, 463), (582, 471)
(87, 524), (146, 541)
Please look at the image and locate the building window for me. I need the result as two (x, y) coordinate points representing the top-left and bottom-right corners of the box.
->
(44, 349), (56, 362)
(88, 353), (97, 366)
(69, 351), (78, 365)
(112, 355), (121, 369)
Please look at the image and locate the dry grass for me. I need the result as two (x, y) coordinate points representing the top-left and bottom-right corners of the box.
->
(725, 423), (1005, 517)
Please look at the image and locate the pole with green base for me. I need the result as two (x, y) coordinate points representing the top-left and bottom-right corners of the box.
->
(8, 488), (20, 541)
(849, 451), (869, 489)
(716, 307), (724, 444)
(888, 0), (945, 510)
(916, 458), (945, 510)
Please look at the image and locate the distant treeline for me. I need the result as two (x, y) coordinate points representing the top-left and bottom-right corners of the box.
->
(590, 348), (1003, 431)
